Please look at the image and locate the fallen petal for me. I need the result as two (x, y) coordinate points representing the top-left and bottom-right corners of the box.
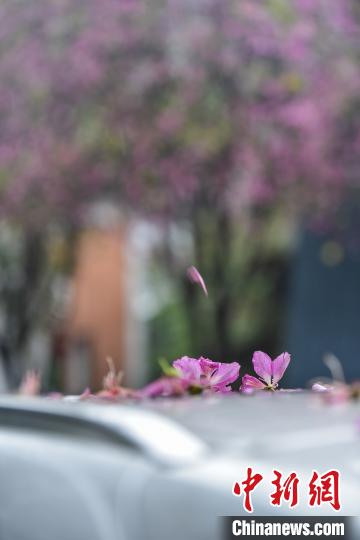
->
(240, 374), (266, 392)
(173, 356), (202, 383)
(252, 351), (272, 385)
(139, 376), (188, 398)
(205, 360), (240, 388)
(272, 352), (291, 384)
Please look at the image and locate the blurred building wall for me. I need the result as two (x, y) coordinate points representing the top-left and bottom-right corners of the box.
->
(287, 229), (360, 386)
(66, 227), (126, 391)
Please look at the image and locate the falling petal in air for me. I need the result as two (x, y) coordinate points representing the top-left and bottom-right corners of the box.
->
(187, 266), (208, 296)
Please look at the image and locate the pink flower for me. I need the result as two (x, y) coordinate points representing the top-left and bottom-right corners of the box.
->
(140, 356), (241, 398)
(187, 266), (208, 296)
(174, 356), (240, 393)
(241, 351), (291, 392)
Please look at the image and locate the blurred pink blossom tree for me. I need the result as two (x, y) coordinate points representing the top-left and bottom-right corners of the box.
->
(0, 0), (358, 222)
(0, 0), (358, 370)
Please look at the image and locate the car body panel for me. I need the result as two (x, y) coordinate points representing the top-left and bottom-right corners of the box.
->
(0, 394), (359, 540)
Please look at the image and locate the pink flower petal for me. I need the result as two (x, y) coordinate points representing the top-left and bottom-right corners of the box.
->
(198, 357), (220, 376)
(252, 351), (272, 385)
(240, 374), (266, 392)
(204, 360), (240, 388)
(173, 356), (202, 382)
(187, 266), (208, 296)
(271, 352), (291, 384)
(139, 376), (188, 398)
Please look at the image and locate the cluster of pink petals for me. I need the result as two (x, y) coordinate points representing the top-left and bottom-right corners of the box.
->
(140, 351), (292, 398)
(17, 351), (292, 400)
(174, 356), (240, 392)
(15, 349), (360, 408)
(140, 356), (241, 398)
(27, 350), (360, 402)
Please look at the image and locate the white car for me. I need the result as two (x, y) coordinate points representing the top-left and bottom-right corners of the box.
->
(0, 393), (359, 540)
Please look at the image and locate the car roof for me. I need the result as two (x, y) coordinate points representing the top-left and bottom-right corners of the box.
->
(0, 393), (359, 466)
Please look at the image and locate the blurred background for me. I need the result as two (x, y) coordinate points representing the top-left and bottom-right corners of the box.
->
(0, 0), (358, 393)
